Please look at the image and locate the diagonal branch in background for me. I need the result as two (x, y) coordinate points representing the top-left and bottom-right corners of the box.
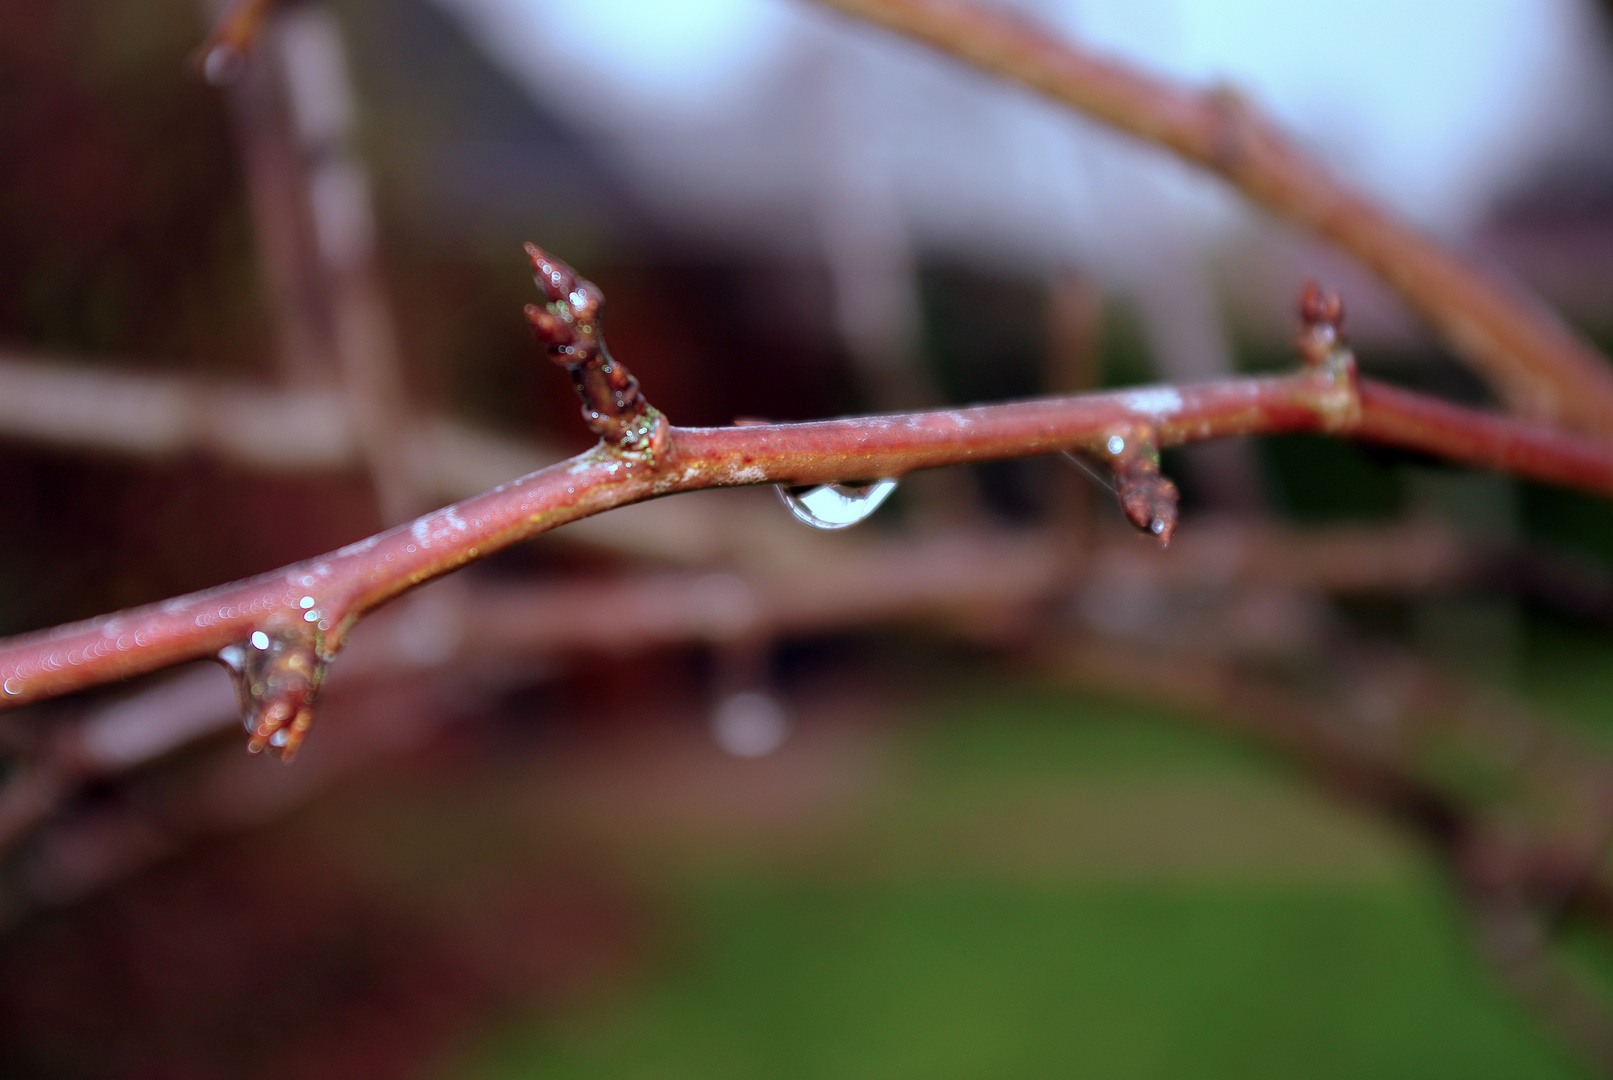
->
(3, 252), (1613, 756)
(810, 0), (1613, 435)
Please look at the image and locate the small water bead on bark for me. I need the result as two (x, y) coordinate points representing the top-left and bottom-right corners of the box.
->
(777, 479), (899, 530)
(216, 628), (328, 760)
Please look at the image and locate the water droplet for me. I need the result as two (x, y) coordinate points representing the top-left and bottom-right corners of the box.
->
(711, 691), (790, 758)
(216, 629), (327, 760)
(777, 479), (897, 530)
(1106, 435), (1125, 455)
(299, 596), (316, 609)
(2, 677), (20, 696)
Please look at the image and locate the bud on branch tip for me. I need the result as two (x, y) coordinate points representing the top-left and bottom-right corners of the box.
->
(523, 242), (668, 459)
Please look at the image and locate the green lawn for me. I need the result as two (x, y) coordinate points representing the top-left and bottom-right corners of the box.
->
(437, 687), (1589, 1080)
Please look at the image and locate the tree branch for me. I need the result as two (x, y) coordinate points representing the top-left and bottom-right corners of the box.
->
(1, 250), (1610, 758)
(0, 513), (1466, 857)
(810, 0), (1613, 435)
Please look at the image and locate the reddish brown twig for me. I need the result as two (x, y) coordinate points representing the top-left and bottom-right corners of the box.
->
(0, 513), (1467, 847)
(810, 0), (1613, 435)
(1, 253), (1611, 757)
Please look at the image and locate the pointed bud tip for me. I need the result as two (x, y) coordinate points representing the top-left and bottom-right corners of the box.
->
(1118, 471), (1179, 546)
(523, 241), (576, 301)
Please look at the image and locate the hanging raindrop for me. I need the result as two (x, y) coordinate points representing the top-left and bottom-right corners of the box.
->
(217, 628), (328, 760)
(777, 479), (898, 530)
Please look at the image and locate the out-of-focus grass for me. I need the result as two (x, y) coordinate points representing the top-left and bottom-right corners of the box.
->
(455, 886), (1572, 1080)
(435, 688), (1587, 1080)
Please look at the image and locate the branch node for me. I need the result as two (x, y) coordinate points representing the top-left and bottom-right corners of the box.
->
(1100, 427), (1179, 547)
(1297, 281), (1360, 428)
(523, 243), (670, 462)
(217, 626), (327, 761)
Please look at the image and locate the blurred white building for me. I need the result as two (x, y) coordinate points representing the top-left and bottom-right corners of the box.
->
(429, 0), (1613, 336)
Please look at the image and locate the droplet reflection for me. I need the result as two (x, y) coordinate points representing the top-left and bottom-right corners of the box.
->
(711, 691), (790, 758)
(777, 478), (898, 530)
(216, 629), (327, 759)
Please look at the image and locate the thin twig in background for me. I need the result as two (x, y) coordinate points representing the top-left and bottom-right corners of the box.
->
(209, 0), (423, 521)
